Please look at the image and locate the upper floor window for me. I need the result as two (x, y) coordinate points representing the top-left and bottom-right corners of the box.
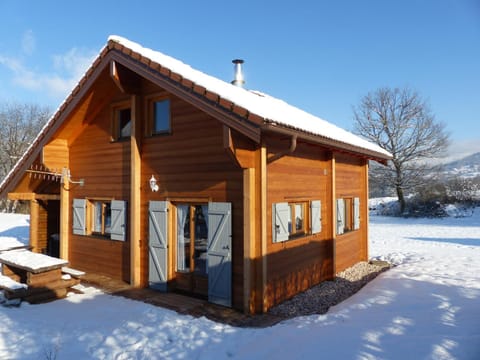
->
(112, 102), (131, 141)
(118, 108), (132, 138)
(152, 99), (171, 134)
(146, 96), (171, 136)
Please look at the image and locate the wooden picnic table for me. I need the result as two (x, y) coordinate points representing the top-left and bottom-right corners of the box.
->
(0, 249), (68, 273)
(0, 250), (79, 303)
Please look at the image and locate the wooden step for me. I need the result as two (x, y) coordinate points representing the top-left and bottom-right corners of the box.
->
(61, 266), (86, 278)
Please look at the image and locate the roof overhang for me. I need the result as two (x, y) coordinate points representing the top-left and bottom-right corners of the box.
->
(261, 122), (391, 164)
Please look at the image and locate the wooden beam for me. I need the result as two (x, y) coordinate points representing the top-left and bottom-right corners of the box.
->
(258, 144), (268, 313)
(130, 94), (142, 286)
(364, 160), (369, 260)
(29, 200), (39, 253)
(59, 180), (69, 261)
(243, 167), (255, 314)
(331, 152), (336, 274)
(8, 193), (60, 201)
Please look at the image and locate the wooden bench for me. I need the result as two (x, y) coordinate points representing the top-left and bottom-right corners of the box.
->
(0, 274), (28, 299)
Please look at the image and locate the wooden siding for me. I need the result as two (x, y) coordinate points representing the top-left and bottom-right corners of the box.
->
(42, 139), (69, 170)
(140, 89), (246, 310)
(68, 90), (132, 282)
(265, 136), (333, 309)
(334, 153), (368, 273)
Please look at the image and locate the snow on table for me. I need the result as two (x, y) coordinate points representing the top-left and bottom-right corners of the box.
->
(0, 249), (68, 273)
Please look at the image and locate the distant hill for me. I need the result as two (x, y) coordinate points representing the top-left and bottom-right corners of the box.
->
(442, 152), (480, 178)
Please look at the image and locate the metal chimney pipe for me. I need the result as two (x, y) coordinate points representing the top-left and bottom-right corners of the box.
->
(231, 59), (245, 87)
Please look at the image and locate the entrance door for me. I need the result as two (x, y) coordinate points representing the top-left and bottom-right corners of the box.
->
(175, 204), (209, 296)
(175, 202), (232, 306)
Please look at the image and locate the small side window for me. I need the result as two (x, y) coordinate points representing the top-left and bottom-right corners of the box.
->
(336, 197), (360, 235)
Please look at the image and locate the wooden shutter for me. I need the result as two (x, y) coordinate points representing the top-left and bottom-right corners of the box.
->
(336, 199), (345, 235)
(207, 202), (232, 307)
(311, 200), (322, 234)
(72, 199), (86, 235)
(148, 201), (169, 292)
(354, 197), (360, 230)
(273, 202), (290, 242)
(110, 200), (127, 241)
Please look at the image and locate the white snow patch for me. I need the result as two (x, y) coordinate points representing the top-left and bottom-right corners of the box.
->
(0, 211), (479, 359)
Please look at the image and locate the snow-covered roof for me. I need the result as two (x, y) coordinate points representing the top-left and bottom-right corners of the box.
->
(108, 35), (391, 160)
(0, 35), (391, 197)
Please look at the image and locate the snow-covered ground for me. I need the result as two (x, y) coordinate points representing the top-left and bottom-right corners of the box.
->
(0, 210), (479, 360)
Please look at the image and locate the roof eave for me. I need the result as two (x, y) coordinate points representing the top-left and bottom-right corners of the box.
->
(261, 122), (392, 164)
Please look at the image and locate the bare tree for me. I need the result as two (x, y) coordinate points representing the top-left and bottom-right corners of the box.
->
(353, 87), (449, 214)
(0, 102), (51, 181)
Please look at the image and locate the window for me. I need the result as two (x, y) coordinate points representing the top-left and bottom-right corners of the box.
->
(273, 200), (322, 243)
(336, 197), (360, 235)
(112, 102), (131, 141)
(92, 200), (111, 236)
(72, 198), (126, 241)
(146, 96), (171, 136)
(152, 99), (170, 134)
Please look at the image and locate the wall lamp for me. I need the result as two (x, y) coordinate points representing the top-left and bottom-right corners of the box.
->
(149, 175), (159, 192)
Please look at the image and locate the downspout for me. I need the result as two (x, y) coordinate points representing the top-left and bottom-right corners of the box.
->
(267, 135), (297, 163)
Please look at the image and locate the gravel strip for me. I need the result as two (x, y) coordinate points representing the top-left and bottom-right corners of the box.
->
(268, 261), (391, 318)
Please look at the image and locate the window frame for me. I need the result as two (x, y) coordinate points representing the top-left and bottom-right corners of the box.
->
(90, 199), (112, 237)
(289, 202), (307, 237)
(273, 200), (321, 243)
(146, 94), (171, 136)
(336, 196), (360, 236)
(111, 101), (132, 141)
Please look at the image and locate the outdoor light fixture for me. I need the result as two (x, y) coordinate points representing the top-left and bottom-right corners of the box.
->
(149, 175), (159, 192)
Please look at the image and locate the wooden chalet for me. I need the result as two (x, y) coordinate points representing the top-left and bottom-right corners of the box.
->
(0, 36), (391, 313)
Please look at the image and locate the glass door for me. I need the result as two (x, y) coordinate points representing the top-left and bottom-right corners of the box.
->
(175, 204), (208, 295)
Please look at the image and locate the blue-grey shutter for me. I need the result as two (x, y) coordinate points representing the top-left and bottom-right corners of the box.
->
(110, 200), (126, 241)
(72, 199), (86, 235)
(336, 199), (345, 235)
(273, 202), (290, 242)
(354, 197), (360, 230)
(148, 201), (169, 292)
(311, 200), (322, 234)
(207, 202), (232, 307)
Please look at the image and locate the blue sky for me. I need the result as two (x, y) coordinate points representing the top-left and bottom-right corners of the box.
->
(1, 0), (479, 158)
